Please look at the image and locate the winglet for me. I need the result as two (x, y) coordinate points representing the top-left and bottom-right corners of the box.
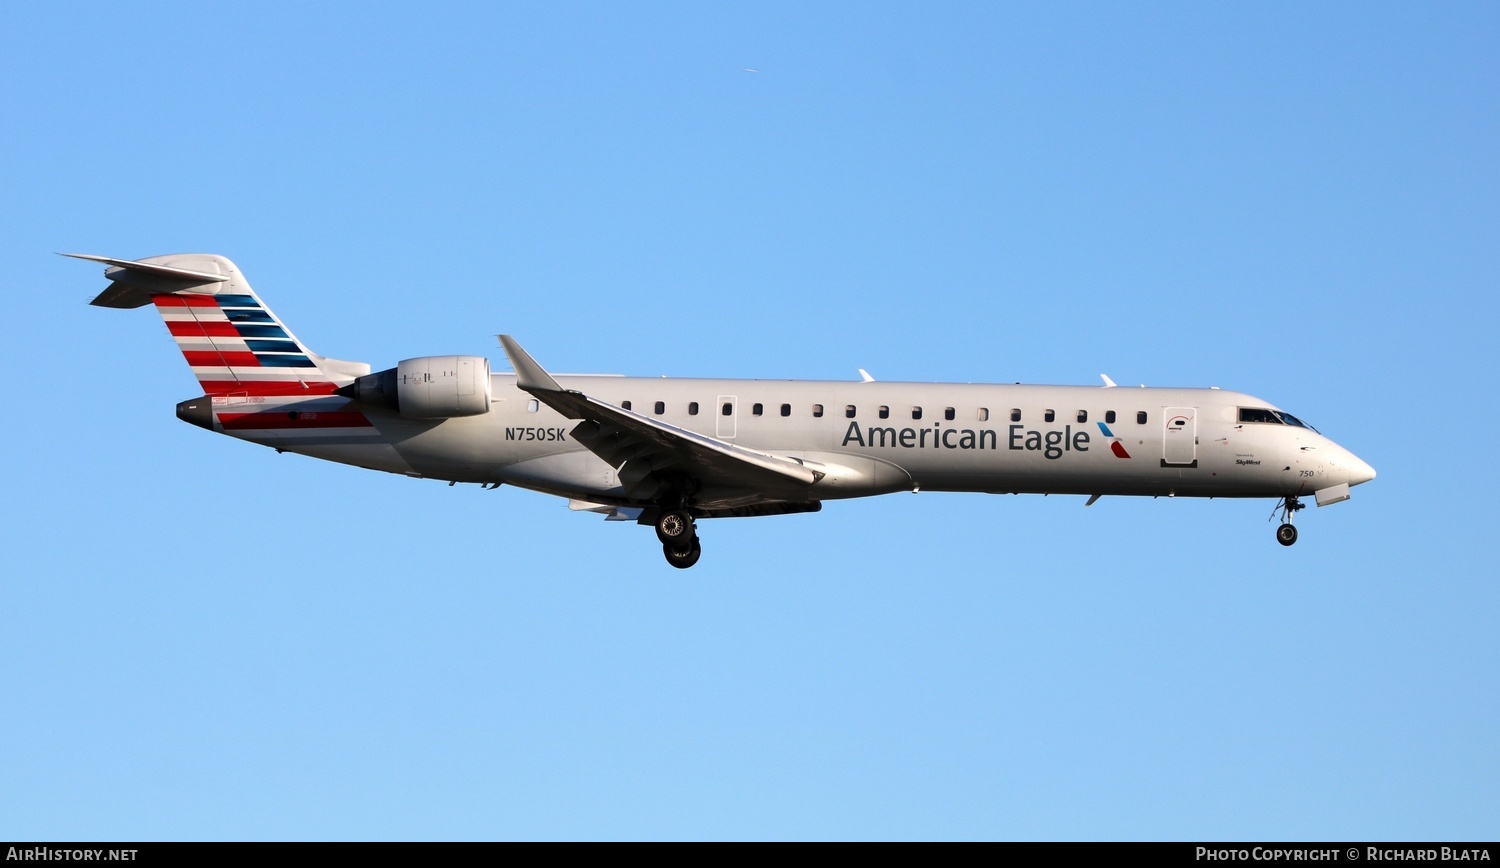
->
(1100, 374), (1117, 388)
(858, 369), (875, 383)
(498, 335), (564, 392)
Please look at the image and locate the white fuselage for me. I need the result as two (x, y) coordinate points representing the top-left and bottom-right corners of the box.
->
(236, 374), (1375, 509)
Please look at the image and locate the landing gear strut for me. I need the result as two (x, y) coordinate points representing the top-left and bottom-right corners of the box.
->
(655, 508), (702, 568)
(1271, 495), (1304, 547)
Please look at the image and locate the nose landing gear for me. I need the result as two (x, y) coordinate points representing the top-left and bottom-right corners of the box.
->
(1271, 495), (1304, 546)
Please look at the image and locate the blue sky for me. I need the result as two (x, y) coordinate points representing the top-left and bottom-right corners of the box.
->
(2, 1), (1496, 840)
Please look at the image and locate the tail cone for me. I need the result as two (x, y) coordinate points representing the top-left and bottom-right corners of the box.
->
(176, 396), (213, 430)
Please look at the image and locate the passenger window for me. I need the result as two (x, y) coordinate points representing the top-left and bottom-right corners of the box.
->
(722, 402), (733, 416)
(977, 408), (989, 422)
(1137, 411), (1147, 424)
(654, 401), (665, 415)
(688, 402), (699, 416)
(752, 403), (764, 416)
(944, 407), (955, 421)
(912, 406), (923, 420)
(1105, 410), (1116, 424)
(879, 405), (890, 419)
(1044, 409), (1055, 423)
(621, 400), (632, 411)
(1010, 409), (1021, 422)
(527, 399), (539, 413)
(780, 404), (791, 417)
(1077, 410), (1087, 423)
(812, 404), (824, 418)
(845, 405), (856, 419)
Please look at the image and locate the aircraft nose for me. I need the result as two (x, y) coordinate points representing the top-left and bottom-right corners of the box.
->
(1348, 454), (1376, 487)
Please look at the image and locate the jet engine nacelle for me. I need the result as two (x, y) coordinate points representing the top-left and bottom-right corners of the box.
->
(341, 355), (492, 419)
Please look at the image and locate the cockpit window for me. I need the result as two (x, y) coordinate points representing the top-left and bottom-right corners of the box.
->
(1239, 407), (1319, 432)
(1238, 408), (1282, 424)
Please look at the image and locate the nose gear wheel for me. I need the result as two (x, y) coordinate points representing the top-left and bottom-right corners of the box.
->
(1269, 496), (1304, 546)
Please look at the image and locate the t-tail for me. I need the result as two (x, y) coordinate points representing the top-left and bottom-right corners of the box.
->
(67, 253), (370, 399)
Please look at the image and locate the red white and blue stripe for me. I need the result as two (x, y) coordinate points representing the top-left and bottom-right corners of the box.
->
(149, 282), (378, 439)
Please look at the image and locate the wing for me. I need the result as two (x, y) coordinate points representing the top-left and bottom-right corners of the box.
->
(499, 336), (823, 506)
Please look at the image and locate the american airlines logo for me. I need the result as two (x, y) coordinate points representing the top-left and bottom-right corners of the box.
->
(1095, 421), (1132, 459)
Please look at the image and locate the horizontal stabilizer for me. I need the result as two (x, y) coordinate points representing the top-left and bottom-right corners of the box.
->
(87, 281), (154, 309)
(62, 253), (228, 284)
(65, 253), (228, 309)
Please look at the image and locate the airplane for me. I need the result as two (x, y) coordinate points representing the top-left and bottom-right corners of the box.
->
(71, 252), (1376, 568)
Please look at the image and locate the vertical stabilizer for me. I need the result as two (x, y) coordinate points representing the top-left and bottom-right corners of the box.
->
(69, 253), (369, 396)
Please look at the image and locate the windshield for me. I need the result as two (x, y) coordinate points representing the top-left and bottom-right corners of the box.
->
(1238, 406), (1320, 433)
(1276, 411), (1318, 433)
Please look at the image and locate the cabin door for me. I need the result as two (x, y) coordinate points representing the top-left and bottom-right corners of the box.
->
(1162, 407), (1197, 466)
(716, 395), (737, 439)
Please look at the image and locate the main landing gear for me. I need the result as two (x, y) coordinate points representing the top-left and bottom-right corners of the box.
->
(656, 508), (701, 569)
(1271, 495), (1305, 547)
